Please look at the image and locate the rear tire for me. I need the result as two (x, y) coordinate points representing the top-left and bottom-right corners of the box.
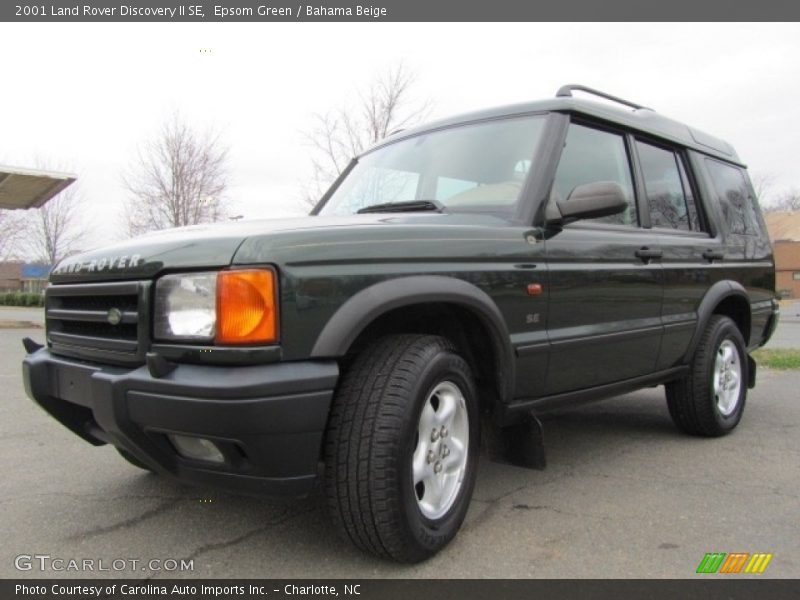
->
(324, 334), (479, 562)
(666, 315), (748, 436)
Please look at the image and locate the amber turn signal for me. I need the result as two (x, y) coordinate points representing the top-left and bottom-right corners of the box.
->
(216, 269), (278, 344)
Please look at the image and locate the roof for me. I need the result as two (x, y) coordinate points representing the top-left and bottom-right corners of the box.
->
(0, 165), (76, 210)
(764, 211), (800, 242)
(21, 263), (52, 279)
(375, 86), (742, 166)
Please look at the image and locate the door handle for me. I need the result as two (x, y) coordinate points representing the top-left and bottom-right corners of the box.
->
(702, 249), (725, 261)
(635, 247), (663, 261)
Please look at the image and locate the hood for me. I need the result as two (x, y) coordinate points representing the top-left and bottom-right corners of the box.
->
(49, 213), (517, 283)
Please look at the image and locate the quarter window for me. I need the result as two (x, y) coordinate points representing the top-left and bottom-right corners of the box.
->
(636, 141), (700, 231)
(552, 124), (637, 227)
(704, 159), (761, 236)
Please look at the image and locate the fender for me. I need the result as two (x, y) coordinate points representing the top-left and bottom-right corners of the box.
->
(682, 280), (750, 363)
(310, 275), (516, 401)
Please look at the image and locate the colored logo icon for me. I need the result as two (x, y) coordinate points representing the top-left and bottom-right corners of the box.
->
(696, 552), (773, 574)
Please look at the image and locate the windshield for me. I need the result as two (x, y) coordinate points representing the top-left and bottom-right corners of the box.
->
(317, 115), (547, 217)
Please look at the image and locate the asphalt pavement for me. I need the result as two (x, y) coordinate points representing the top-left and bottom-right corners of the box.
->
(0, 306), (44, 327)
(766, 300), (800, 349)
(2, 325), (798, 579)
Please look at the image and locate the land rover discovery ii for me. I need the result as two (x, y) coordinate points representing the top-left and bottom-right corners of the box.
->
(23, 85), (779, 562)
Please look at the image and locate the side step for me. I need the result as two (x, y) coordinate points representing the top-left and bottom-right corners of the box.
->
(486, 412), (546, 470)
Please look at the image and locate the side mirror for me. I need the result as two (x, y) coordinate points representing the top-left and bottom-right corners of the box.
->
(556, 181), (628, 222)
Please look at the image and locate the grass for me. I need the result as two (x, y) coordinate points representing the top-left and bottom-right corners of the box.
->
(752, 348), (800, 370)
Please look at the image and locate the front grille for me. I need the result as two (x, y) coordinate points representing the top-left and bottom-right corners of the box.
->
(45, 281), (150, 365)
(58, 319), (138, 341)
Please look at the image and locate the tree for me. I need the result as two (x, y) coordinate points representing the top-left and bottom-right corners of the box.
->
(751, 172), (776, 204)
(763, 188), (800, 213)
(751, 172), (800, 213)
(122, 113), (230, 236)
(0, 210), (24, 260)
(25, 183), (86, 264)
(302, 63), (431, 208)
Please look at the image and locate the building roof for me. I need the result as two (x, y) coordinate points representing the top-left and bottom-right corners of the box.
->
(21, 264), (51, 279)
(764, 211), (800, 242)
(0, 165), (76, 210)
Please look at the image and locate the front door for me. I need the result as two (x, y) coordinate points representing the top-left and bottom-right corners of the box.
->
(543, 121), (664, 395)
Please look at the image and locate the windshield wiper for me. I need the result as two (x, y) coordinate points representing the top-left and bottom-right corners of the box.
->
(356, 200), (445, 214)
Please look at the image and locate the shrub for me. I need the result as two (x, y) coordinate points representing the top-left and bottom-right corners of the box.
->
(27, 293), (43, 307)
(0, 291), (44, 307)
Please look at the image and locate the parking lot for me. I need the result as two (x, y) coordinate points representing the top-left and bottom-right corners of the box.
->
(768, 300), (800, 348)
(2, 309), (798, 578)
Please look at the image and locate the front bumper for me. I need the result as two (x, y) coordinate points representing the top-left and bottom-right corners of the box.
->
(23, 348), (338, 496)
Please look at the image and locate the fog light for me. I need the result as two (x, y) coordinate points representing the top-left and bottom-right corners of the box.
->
(168, 434), (225, 464)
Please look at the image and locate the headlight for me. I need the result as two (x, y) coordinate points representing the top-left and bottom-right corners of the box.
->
(154, 269), (279, 345)
(154, 272), (217, 341)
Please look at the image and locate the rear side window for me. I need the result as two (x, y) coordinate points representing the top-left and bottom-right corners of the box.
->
(552, 124), (637, 227)
(704, 159), (761, 236)
(636, 141), (701, 231)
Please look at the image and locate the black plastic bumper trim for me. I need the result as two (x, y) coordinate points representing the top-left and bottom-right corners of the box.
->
(22, 348), (339, 497)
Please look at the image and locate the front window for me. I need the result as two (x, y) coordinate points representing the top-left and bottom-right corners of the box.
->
(317, 115), (547, 217)
(550, 123), (637, 227)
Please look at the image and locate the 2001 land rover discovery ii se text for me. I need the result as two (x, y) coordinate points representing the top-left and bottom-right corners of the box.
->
(23, 85), (779, 562)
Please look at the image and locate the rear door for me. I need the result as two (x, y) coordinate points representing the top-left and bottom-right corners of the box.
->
(629, 139), (715, 369)
(695, 156), (776, 346)
(543, 121), (664, 395)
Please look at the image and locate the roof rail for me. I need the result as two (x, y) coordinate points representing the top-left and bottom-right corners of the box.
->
(555, 84), (652, 111)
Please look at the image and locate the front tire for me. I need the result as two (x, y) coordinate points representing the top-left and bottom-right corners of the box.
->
(324, 334), (479, 562)
(666, 315), (748, 436)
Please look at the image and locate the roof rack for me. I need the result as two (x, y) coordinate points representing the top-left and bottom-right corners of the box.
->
(555, 84), (652, 111)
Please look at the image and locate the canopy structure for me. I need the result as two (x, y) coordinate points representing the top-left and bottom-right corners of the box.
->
(0, 165), (76, 210)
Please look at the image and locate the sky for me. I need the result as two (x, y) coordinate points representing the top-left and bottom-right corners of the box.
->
(1, 22), (800, 253)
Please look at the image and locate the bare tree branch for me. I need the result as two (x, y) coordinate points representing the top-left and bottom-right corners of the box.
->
(23, 184), (87, 263)
(751, 172), (776, 202)
(122, 112), (230, 236)
(763, 187), (800, 213)
(0, 210), (26, 261)
(746, 172), (800, 214)
(301, 63), (431, 208)
(0, 155), (83, 263)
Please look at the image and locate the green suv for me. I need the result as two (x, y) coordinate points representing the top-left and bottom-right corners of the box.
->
(23, 85), (779, 562)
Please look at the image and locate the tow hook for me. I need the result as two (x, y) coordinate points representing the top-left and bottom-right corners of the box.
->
(146, 352), (177, 378)
(22, 337), (43, 354)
